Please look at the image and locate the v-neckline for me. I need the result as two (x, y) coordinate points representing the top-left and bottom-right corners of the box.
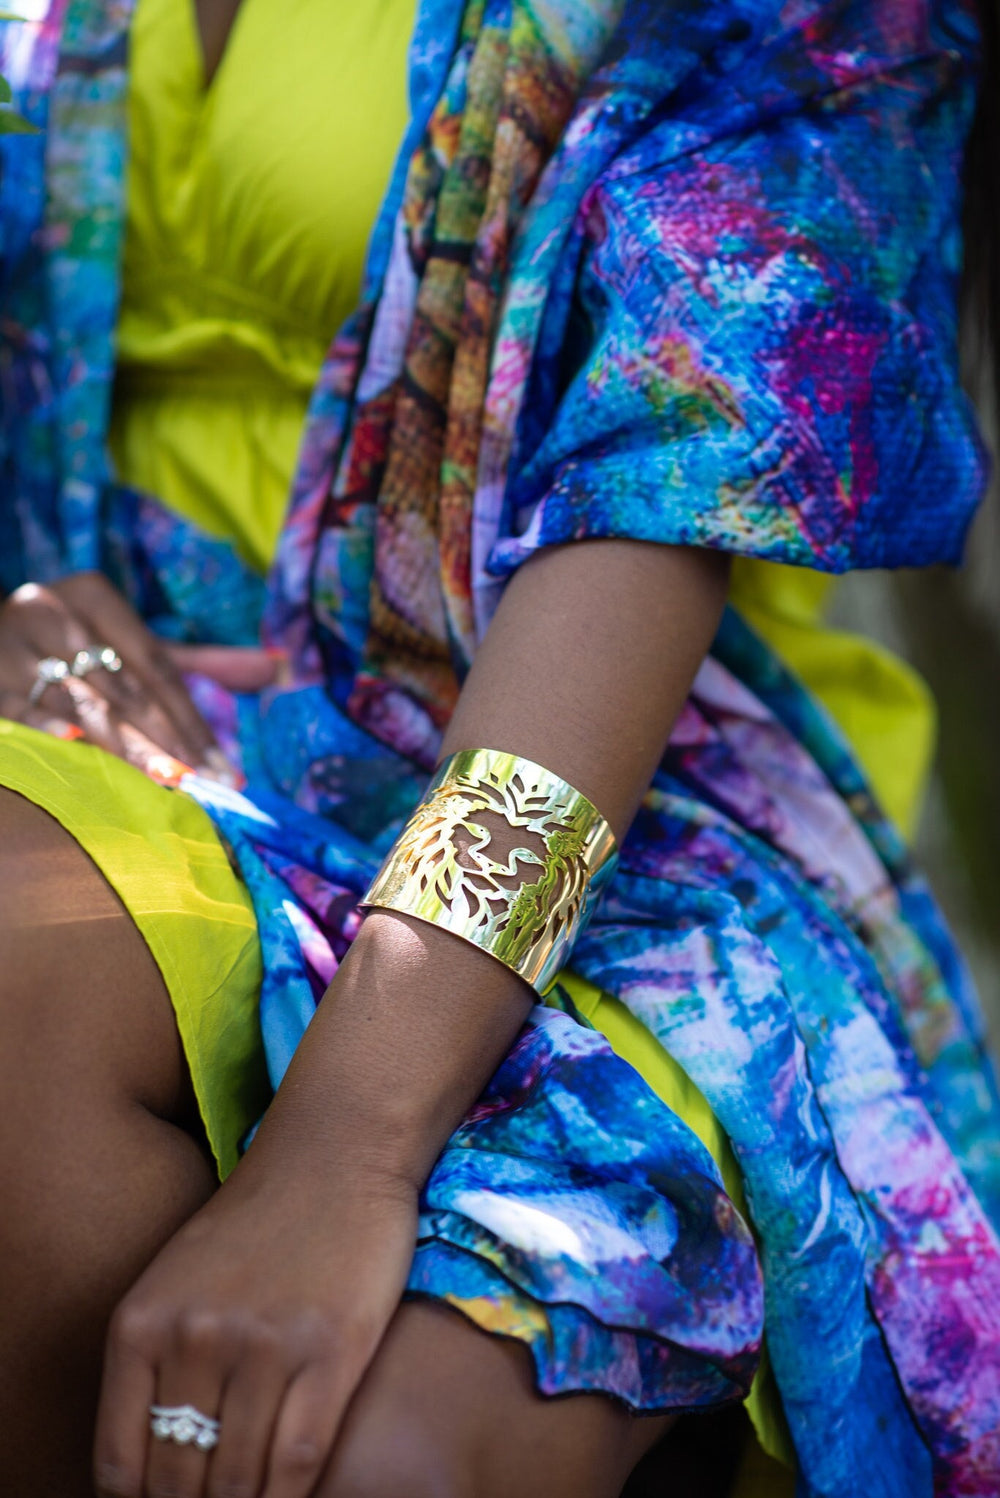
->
(188, 0), (249, 96)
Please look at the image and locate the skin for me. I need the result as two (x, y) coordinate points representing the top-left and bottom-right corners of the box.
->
(193, 0), (244, 85)
(0, 5), (735, 1494)
(0, 572), (280, 780)
(0, 542), (728, 1498)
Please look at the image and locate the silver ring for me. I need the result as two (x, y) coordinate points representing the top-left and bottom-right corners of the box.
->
(28, 655), (71, 706)
(149, 1403), (220, 1452)
(70, 644), (123, 680)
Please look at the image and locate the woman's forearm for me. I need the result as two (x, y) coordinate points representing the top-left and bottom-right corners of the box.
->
(243, 540), (729, 1190)
(441, 538), (729, 840)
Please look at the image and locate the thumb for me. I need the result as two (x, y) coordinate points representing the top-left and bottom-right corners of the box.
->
(165, 644), (290, 693)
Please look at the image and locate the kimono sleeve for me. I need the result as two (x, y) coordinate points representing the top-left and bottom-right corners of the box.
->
(489, 41), (988, 578)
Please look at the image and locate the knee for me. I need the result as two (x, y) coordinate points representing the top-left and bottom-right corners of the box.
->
(317, 1419), (475, 1498)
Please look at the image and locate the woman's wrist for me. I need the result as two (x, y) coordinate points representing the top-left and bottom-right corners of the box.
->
(246, 909), (533, 1189)
(362, 748), (618, 995)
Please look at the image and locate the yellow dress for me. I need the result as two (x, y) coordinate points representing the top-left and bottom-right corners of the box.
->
(108, 0), (414, 573)
(0, 0), (938, 1482)
(2, 0), (415, 1177)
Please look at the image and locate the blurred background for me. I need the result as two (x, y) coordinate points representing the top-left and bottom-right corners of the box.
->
(831, 462), (1000, 1050)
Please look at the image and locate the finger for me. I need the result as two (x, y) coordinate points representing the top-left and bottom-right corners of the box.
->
(45, 640), (207, 775)
(0, 656), (88, 744)
(1, 661), (193, 783)
(167, 643), (290, 693)
(51, 676), (191, 782)
(263, 1362), (348, 1498)
(67, 636), (207, 768)
(93, 1305), (160, 1498)
(117, 721), (196, 787)
(56, 676), (133, 761)
(57, 576), (220, 769)
(92, 661), (204, 768)
(35, 573), (240, 779)
(23, 711), (87, 742)
(0, 587), (183, 759)
(0, 587), (88, 714)
(145, 1315), (228, 1498)
(0, 654), (84, 733)
(206, 1342), (288, 1498)
(116, 636), (221, 770)
(50, 651), (196, 764)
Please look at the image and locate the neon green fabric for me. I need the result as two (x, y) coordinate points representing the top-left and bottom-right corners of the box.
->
(0, 720), (268, 1179)
(107, 0), (414, 572)
(729, 559), (935, 841)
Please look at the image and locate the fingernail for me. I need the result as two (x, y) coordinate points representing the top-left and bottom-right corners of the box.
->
(264, 646), (293, 686)
(199, 747), (243, 788)
(196, 765), (241, 789)
(204, 746), (237, 774)
(147, 755), (191, 789)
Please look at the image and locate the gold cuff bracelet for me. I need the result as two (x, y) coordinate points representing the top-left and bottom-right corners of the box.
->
(360, 749), (618, 992)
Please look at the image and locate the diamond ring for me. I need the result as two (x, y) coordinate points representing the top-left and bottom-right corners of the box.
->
(28, 655), (72, 706)
(149, 1403), (220, 1452)
(70, 644), (123, 680)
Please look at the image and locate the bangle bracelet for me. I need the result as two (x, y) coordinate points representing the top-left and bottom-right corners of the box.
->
(360, 749), (618, 993)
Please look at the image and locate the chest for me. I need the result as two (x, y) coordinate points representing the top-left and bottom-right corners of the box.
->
(124, 0), (415, 332)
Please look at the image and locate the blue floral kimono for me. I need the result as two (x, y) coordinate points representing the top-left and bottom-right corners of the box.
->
(2, 2), (1000, 1493)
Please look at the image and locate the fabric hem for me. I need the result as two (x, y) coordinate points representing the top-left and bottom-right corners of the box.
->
(0, 764), (245, 1179)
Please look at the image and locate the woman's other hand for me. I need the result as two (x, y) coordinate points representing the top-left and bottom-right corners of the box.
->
(91, 904), (533, 1498)
(0, 572), (283, 782)
(93, 1152), (418, 1498)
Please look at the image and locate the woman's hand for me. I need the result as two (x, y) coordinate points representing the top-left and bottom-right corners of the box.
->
(89, 539), (729, 1498)
(91, 911), (534, 1498)
(0, 572), (282, 780)
(93, 1154), (419, 1498)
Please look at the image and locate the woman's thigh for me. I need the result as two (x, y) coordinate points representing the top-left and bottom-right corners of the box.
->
(0, 786), (671, 1497)
(0, 787), (217, 1493)
(0, 784), (199, 1121)
(319, 1300), (673, 1498)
